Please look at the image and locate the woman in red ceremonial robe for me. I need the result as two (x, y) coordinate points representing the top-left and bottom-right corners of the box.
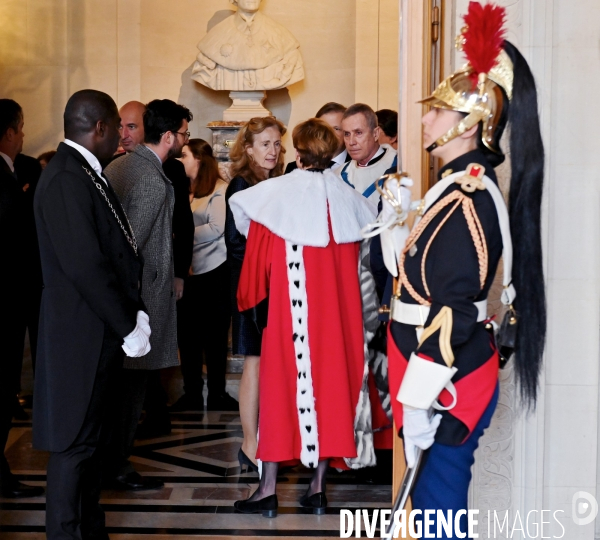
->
(229, 119), (377, 517)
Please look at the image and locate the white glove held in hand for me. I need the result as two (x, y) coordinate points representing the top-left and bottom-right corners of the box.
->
(136, 310), (150, 335)
(402, 406), (442, 468)
(380, 177), (412, 225)
(122, 310), (151, 358)
(378, 177), (412, 277)
(361, 176), (413, 276)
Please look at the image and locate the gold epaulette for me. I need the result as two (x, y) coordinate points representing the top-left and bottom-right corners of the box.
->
(455, 163), (487, 193)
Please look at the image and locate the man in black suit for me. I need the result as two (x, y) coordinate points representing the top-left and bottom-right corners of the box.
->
(0, 99), (45, 498)
(33, 89), (151, 539)
(13, 152), (43, 419)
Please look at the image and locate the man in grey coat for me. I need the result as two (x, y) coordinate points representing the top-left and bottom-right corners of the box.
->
(104, 99), (192, 490)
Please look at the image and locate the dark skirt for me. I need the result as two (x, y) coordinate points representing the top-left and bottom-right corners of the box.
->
(229, 258), (262, 356)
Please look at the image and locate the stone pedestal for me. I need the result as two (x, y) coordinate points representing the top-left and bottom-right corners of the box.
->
(223, 91), (271, 121)
(208, 122), (243, 161)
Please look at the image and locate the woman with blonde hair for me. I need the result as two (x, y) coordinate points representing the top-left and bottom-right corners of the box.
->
(173, 139), (238, 411)
(225, 116), (286, 472)
(229, 118), (376, 516)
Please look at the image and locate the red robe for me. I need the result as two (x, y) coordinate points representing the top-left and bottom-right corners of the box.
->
(230, 168), (377, 469)
(238, 220), (365, 468)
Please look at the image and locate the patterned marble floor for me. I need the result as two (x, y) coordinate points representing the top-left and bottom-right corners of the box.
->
(0, 408), (392, 539)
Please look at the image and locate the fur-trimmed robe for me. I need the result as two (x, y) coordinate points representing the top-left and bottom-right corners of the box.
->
(229, 169), (377, 469)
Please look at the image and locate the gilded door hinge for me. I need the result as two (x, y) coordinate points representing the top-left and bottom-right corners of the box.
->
(432, 6), (440, 43)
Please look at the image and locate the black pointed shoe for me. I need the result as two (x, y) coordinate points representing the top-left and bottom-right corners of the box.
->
(238, 448), (259, 473)
(234, 494), (278, 518)
(299, 491), (327, 515)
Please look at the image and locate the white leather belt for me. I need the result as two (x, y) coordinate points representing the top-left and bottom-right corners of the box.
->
(390, 298), (488, 326)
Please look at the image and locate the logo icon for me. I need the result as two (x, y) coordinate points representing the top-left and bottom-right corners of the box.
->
(572, 491), (598, 526)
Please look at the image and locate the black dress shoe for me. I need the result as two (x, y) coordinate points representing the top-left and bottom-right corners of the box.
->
(299, 491), (327, 515)
(234, 494), (278, 518)
(169, 393), (204, 412)
(238, 448), (259, 473)
(110, 472), (164, 491)
(207, 392), (239, 411)
(1, 480), (44, 499)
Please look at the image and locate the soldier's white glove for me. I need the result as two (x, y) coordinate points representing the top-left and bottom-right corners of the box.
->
(379, 177), (412, 276)
(402, 406), (442, 468)
(380, 177), (412, 223)
(122, 310), (151, 357)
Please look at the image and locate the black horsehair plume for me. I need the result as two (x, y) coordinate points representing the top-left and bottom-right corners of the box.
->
(503, 41), (547, 409)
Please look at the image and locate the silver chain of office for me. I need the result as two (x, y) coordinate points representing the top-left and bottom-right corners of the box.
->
(82, 166), (138, 256)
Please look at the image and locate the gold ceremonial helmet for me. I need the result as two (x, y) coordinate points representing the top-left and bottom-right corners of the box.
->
(421, 14), (514, 154)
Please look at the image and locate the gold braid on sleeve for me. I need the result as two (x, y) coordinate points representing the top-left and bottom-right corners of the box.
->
(418, 306), (455, 367)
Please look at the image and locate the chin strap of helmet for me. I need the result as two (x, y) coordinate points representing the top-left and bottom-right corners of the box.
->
(426, 104), (489, 153)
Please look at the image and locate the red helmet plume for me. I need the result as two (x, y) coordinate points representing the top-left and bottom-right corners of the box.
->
(462, 2), (507, 87)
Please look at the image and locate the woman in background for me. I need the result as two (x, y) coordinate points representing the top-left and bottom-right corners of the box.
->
(173, 139), (238, 412)
(37, 150), (56, 170)
(225, 117), (286, 472)
(375, 109), (398, 150)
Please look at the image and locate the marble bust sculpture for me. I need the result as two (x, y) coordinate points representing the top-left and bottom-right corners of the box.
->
(191, 0), (305, 91)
